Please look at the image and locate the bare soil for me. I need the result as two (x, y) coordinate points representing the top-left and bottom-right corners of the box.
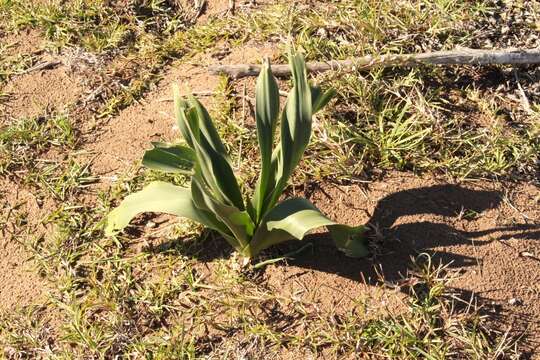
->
(0, 181), (51, 310)
(1, 65), (82, 120)
(86, 44), (279, 178)
(0, 28), (43, 58)
(296, 173), (540, 348)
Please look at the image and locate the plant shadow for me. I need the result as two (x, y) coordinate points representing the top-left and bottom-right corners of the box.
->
(146, 230), (236, 262)
(285, 184), (539, 284)
(149, 183), (539, 277)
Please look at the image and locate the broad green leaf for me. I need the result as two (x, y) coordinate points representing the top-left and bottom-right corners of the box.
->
(142, 142), (195, 174)
(192, 132), (245, 210)
(187, 95), (229, 160)
(255, 59), (280, 158)
(108, 55), (365, 261)
(253, 59), (280, 222)
(191, 177), (253, 248)
(287, 52), (313, 153)
(246, 198), (368, 258)
(325, 224), (368, 258)
(105, 181), (229, 236)
(182, 102), (245, 211)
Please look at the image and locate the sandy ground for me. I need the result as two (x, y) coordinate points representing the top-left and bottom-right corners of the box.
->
(1, 3), (539, 356)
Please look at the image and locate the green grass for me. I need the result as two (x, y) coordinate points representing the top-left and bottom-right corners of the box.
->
(0, 114), (97, 201)
(199, 1), (539, 180)
(0, 0), (221, 118)
(0, 44), (36, 83)
(0, 114), (74, 174)
(0, 0), (199, 53)
(4, 0), (535, 180)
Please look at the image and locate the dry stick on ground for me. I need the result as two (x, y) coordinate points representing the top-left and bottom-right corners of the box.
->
(22, 60), (62, 74)
(208, 48), (540, 79)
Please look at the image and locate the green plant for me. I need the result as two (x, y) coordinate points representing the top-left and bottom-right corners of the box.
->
(105, 52), (367, 259)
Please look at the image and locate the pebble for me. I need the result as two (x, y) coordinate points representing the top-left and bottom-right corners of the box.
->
(508, 298), (522, 306)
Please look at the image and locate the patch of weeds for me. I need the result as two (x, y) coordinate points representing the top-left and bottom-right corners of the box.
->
(0, 114), (95, 199)
(1, 0), (217, 118)
(0, 195), (30, 242)
(0, 42), (36, 83)
(29, 159), (97, 201)
(18, 186), (203, 356)
(96, 15), (233, 118)
(298, 67), (539, 180)
(0, 0), (201, 53)
(226, 1), (491, 60)
(0, 306), (57, 358)
(211, 1), (538, 180)
(359, 255), (519, 358)
(195, 254), (520, 359)
(30, 204), (105, 284)
(9, 196), (523, 360)
(0, 114), (74, 175)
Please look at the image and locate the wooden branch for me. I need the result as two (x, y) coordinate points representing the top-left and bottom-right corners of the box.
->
(22, 60), (63, 74)
(208, 48), (540, 79)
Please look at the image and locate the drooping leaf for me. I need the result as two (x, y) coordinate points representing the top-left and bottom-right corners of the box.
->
(105, 181), (229, 236)
(142, 142), (196, 174)
(246, 198), (368, 258)
(325, 224), (368, 258)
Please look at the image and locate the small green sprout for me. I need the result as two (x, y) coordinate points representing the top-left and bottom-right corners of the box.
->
(105, 52), (368, 259)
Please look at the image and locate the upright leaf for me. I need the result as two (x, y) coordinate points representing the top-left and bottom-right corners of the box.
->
(252, 59), (280, 222)
(173, 84), (194, 148)
(311, 86), (336, 114)
(187, 95), (229, 160)
(264, 52), (313, 212)
(180, 98), (245, 211)
(191, 129), (245, 210)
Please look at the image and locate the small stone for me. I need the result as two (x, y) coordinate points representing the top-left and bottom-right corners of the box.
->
(508, 298), (522, 306)
(316, 27), (328, 38)
(146, 221), (157, 228)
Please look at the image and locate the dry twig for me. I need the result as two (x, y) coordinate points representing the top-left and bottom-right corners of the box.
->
(208, 48), (540, 79)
